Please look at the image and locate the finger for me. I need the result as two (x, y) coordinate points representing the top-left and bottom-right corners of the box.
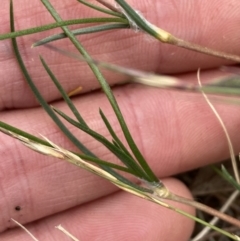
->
(1, 0), (240, 108)
(0, 69), (239, 230)
(0, 178), (195, 241)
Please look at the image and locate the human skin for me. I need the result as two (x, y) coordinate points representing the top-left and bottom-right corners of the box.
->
(0, 0), (240, 240)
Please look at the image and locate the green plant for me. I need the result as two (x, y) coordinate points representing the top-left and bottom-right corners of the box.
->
(1, 0), (240, 240)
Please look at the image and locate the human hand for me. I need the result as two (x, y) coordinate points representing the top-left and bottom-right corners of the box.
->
(1, 0), (240, 240)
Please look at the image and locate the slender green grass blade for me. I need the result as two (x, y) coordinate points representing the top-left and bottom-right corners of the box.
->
(10, 0), (95, 157)
(99, 108), (134, 159)
(9, 0), (152, 191)
(10, 6), (143, 191)
(75, 153), (135, 174)
(112, 139), (121, 148)
(221, 165), (240, 191)
(40, 56), (142, 175)
(39, 55), (145, 176)
(33, 23), (129, 47)
(41, 0), (159, 182)
(0, 121), (51, 147)
(177, 208), (240, 241)
(40, 56), (88, 127)
(1, 17), (127, 41)
(0, 120), (132, 174)
(213, 165), (240, 191)
(53, 106), (148, 179)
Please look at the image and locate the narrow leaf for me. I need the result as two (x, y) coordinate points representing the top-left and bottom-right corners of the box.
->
(213, 165), (240, 191)
(33, 23), (129, 47)
(10, 0), (94, 157)
(99, 108), (134, 159)
(40, 56), (88, 127)
(1, 17), (127, 41)
(41, 0), (159, 182)
(53, 106), (149, 179)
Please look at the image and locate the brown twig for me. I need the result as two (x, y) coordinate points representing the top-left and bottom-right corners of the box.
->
(169, 35), (240, 62)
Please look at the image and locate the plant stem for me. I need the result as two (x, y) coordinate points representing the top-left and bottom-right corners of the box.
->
(168, 192), (240, 229)
(115, 0), (240, 63)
